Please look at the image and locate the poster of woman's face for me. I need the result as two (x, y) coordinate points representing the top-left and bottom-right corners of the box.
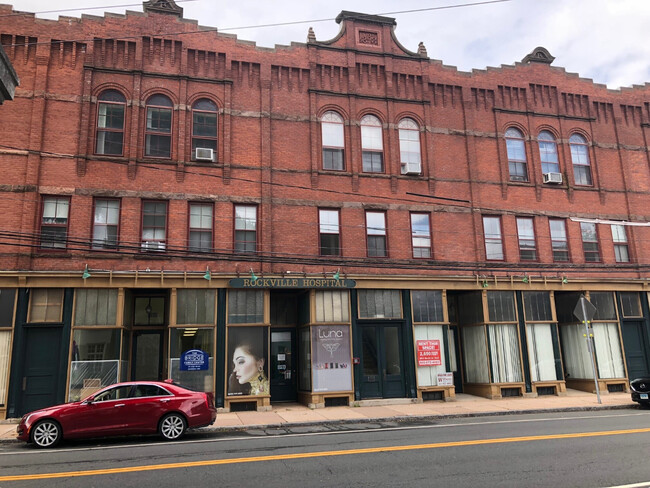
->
(227, 327), (268, 396)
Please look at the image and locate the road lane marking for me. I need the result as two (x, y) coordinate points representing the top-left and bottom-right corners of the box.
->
(2, 411), (648, 457)
(1, 427), (650, 481)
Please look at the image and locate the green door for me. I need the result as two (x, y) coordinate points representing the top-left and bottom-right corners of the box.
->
(22, 326), (63, 413)
(360, 324), (404, 399)
(270, 329), (296, 402)
(622, 320), (650, 379)
(131, 330), (164, 381)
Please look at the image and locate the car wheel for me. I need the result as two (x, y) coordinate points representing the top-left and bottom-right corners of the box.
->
(31, 420), (61, 448)
(159, 413), (186, 441)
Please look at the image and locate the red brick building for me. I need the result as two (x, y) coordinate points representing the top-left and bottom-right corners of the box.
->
(1, 1), (649, 418)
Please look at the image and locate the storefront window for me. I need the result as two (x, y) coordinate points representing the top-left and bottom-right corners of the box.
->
(311, 325), (352, 392)
(488, 324), (522, 382)
(228, 290), (264, 324)
(315, 290), (349, 323)
(414, 325), (446, 387)
(358, 290), (401, 319)
(590, 292), (617, 320)
(593, 323), (625, 378)
(412, 290), (444, 323)
(523, 292), (557, 382)
(177, 289), (215, 325)
(75, 289), (117, 325)
(462, 326), (489, 383)
(29, 288), (64, 322)
(0, 331), (11, 407)
(620, 292), (641, 318)
(169, 327), (214, 392)
(560, 324), (594, 379)
(226, 326), (268, 396)
(69, 329), (123, 401)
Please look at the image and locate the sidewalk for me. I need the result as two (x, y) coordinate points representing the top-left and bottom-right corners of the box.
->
(0, 390), (637, 443)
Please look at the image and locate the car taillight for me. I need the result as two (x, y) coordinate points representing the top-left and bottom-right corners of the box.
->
(205, 392), (215, 407)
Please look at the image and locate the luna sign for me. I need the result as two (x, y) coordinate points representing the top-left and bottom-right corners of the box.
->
(180, 349), (209, 371)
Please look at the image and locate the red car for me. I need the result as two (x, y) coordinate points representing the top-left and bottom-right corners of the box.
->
(17, 380), (217, 448)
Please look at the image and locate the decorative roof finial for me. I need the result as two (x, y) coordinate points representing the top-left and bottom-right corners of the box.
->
(522, 46), (555, 65)
(307, 27), (316, 43)
(143, 0), (183, 17)
(417, 41), (428, 58)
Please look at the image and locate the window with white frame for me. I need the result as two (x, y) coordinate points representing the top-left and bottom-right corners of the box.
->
(93, 199), (119, 249)
(366, 211), (387, 257)
(483, 216), (504, 260)
(234, 205), (257, 253)
(516, 217), (537, 261)
(611, 224), (630, 263)
(360, 115), (383, 173)
(96, 90), (126, 156)
(189, 203), (213, 252)
(410, 213), (431, 258)
(321, 111), (345, 170)
(41, 196), (70, 250)
(505, 127), (528, 182)
(549, 219), (569, 262)
(398, 118), (421, 174)
(580, 222), (600, 262)
(569, 134), (592, 186)
(145, 94), (173, 158)
(319, 209), (340, 256)
(538, 131), (560, 174)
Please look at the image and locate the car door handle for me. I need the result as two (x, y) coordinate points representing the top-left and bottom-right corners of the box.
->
(159, 399), (170, 403)
(114, 403), (125, 408)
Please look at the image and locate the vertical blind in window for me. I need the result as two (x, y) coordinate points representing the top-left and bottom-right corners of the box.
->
(525, 324), (557, 381)
(228, 290), (264, 324)
(593, 322), (625, 378)
(0, 331), (10, 406)
(462, 326), (489, 383)
(488, 324), (522, 383)
(560, 324), (594, 379)
(358, 290), (401, 319)
(75, 289), (118, 326)
(315, 290), (349, 323)
(177, 289), (216, 325)
(411, 290), (444, 323)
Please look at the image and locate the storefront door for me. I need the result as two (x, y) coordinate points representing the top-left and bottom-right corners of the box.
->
(131, 330), (164, 381)
(21, 326), (63, 413)
(359, 324), (404, 399)
(622, 320), (650, 379)
(270, 329), (296, 402)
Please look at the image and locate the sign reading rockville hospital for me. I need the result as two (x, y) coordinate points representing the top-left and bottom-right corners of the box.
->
(229, 278), (356, 288)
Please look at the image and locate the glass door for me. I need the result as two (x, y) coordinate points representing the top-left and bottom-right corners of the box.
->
(132, 330), (164, 381)
(270, 329), (296, 402)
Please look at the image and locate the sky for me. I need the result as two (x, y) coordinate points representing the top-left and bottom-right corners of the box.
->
(6, 0), (650, 90)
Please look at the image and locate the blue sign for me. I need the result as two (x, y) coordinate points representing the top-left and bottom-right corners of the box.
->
(180, 349), (209, 371)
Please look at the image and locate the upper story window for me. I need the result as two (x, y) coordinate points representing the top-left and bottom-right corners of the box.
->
(516, 217), (537, 261)
(549, 219), (569, 262)
(360, 115), (383, 173)
(569, 134), (592, 186)
(189, 203), (213, 252)
(319, 209), (341, 256)
(366, 211), (387, 257)
(145, 94), (173, 158)
(483, 216), (504, 260)
(410, 212), (431, 258)
(580, 222), (600, 262)
(538, 131), (559, 174)
(398, 118), (421, 175)
(234, 205), (257, 253)
(505, 128), (528, 182)
(321, 111), (345, 171)
(92, 198), (120, 250)
(141, 201), (167, 252)
(611, 224), (630, 263)
(41, 196), (70, 250)
(191, 99), (218, 162)
(96, 90), (126, 156)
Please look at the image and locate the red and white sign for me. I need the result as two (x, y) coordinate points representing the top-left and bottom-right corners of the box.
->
(417, 339), (441, 366)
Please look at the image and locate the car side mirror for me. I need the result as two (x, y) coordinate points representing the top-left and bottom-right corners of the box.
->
(83, 396), (95, 404)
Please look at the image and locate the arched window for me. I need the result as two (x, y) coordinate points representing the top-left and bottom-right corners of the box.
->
(191, 98), (218, 162)
(538, 131), (559, 174)
(321, 111), (344, 170)
(96, 90), (126, 155)
(569, 134), (592, 185)
(360, 114), (383, 173)
(398, 118), (421, 174)
(145, 94), (173, 158)
(505, 127), (528, 182)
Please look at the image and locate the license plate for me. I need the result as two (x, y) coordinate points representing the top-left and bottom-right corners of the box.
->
(641, 393), (649, 400)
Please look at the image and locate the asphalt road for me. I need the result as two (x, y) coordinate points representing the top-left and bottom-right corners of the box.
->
(1, 410), (650, 488)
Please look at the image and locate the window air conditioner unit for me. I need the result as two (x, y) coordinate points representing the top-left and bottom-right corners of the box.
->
(142, 241), (166, 251)
(543, 172), (563, 184)
(401, 162), (421, 175)
(194, 148), (215, 161)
